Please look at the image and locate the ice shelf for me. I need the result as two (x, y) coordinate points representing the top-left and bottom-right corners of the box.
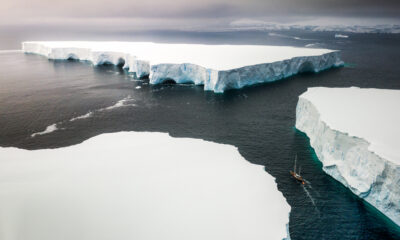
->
(23, 41), (343, 93)
(0, 131), (291, 240)
(296, 87), (400, 226)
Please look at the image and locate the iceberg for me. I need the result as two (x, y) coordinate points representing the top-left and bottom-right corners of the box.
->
(23, 41), (343, 93)
(0, 131), (291, 240)
(296, 87), (400, 226)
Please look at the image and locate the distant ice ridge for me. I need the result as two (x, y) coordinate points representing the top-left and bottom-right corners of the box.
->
(229, 18), (400, 34)
(0, 50), (23, 54)
(22, 41), (343, 93)
(0, 131), (291, 240)
(296, 87), (400, 226)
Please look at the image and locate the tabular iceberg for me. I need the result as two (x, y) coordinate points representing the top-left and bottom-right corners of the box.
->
(0, 131), (291, 240)
(22, 41), (343, 93)
(296, 87), (400, 226)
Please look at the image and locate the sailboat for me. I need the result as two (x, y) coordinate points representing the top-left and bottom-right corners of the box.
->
(290, 155), (305, 185)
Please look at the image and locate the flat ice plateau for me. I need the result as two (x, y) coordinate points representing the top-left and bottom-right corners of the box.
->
(0, 132), (290, 240)
(22, 41), (343, 93)
(296, 87), (400, 226)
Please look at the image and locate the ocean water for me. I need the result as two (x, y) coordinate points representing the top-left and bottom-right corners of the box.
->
(1, 30), (400, 239)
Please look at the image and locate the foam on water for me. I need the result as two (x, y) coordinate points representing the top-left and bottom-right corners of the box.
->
(0, 50), (23, 54)
(31, 124), (59, 137)
(102, 96), (135, 110)
(70, 112), (94, 122)
(32, 96), (136, 137)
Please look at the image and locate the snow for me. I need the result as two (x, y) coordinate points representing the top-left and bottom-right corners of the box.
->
(0, 131), (291, 240)
(296, 87), (400, 226)
(23, 41), (343, 93)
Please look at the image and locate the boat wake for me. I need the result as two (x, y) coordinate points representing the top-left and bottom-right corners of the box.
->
(302, 183), (320, 216)
(304, 180), (321, 197)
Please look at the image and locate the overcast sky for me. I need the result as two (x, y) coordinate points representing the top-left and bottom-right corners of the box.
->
(2, 0), (400, 28)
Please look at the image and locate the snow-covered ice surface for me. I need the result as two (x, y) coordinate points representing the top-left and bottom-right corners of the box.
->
(296, 87), (400, 226)
(0, 131), (290, 240)
(22, 41), (343, 93)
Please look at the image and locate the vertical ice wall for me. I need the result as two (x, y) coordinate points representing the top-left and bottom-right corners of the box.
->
(296, 88), (400, 226)
(23, 41), (343, 93)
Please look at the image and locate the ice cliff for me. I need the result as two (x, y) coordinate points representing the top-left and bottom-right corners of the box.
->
(296, 87), (400, 226)
(0, 131), (290, 240)
(22, 41), (343, 93)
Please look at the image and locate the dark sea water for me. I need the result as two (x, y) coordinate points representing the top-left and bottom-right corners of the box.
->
(1, 30), (400, 239)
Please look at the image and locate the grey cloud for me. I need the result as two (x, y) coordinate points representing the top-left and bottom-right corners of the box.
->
(1, 0), (399, 26)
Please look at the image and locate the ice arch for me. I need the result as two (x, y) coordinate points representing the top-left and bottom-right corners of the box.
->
(161, 79), (177, 84)
(117, 58), (125, 68)
(298, 61), (316, 73)
(96, 54), (114, 65)
(67, 53), (79, 61)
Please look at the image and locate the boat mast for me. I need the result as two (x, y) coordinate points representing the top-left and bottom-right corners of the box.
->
(299, 166), (301, 175)
(294, 154), (297, 173)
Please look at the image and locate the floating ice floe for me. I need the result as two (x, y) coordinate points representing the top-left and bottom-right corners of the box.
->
(23, 41), (343, 93)
(296, 87), (400, 226)
(0, 131), (291, 240)
(305, 43), (321, 48)
(31, 123), (59, 137)
(335, 34), (349, 38)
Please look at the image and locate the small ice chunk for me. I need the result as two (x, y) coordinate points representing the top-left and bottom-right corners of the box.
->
(31, 123), (58, 137)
